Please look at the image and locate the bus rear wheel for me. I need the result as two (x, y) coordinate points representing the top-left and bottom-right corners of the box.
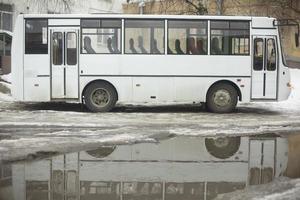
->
(205, 137), (241, 159)
(206, 83), (238, 113)
(83, 82), (117, 112)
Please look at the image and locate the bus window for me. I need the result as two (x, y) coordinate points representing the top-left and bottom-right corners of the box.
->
(125, 20), (164, 54)
(80, 181), (120, 200)
(267, 38), (276, 71)
(123, 182), (162, 200)
(168, 20), (207, 55)
(81, 19), (121, 54)
(25, 19), (48, 54)
(210, 21), (249, 55)
(253, 38), (264, 71)
(5, 35), (12, 56)
(165, 182), (205, 200)
(52, 32), (63, 65)
(66, 32), (77, 65)
(0, 34), (3, 55)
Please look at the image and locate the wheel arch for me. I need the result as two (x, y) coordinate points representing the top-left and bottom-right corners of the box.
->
(81, 79), (119, 102)
(206, 80), (242, 102)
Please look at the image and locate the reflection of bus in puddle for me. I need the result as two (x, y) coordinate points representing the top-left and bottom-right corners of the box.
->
(1, 135), (288, 200)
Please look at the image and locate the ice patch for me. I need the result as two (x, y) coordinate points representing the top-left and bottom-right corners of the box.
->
(215, 178), (300, 200)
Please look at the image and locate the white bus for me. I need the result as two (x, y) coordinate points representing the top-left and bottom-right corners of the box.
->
(12, 14), (292, 113)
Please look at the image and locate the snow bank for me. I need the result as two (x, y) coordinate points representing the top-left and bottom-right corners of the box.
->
(0, 73), (12, 101)
(215, 177), (300, 200)
(0, 73), (11, 83)
(0, 92), (12, 101)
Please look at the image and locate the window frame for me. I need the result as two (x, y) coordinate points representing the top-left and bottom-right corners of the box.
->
(167, 19), (208, 55)
(66, 32), (78, 66)
(24, 18), (49, 55)
(253, 38), (264, 71)
(210, 20), (250, 56)
(52, 31), (63, 66)
(80, 18), (122, 55)
(4, 34), (11, 56)
(124, 18), (165, 55)
(266, 38), (277, 71)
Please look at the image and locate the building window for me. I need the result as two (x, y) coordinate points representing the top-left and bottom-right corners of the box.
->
(210, 21), (250, 55)
(25, 19), (48, 54)
(168, 20), (208, 55)
(0, 3), (13, 32)
(124, 20), (164, 54)
(81, 19), (121, 54)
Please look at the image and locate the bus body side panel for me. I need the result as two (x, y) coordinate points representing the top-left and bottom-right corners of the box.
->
(23, 54), (50, 101)
(275, 137), (289, 177)
(11, 15), (24, 101)
(80, 55), (251, 104)
(276, 29), (291, 101)
(80, 137), (250, 183)
(176, 77), (251, 103)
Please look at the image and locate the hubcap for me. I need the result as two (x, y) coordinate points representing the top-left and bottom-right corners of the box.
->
(213, 89), (231, 107)
(91, 88), (110, 107)
(213, 138), (230, 148)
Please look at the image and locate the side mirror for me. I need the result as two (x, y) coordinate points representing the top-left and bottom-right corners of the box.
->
(295, 33), (299, 47)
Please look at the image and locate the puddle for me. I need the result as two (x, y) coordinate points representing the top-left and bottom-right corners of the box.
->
(0, 135), (289, 200)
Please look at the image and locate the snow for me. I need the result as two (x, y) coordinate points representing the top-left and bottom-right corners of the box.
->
(0, 133), (156, 162)
(0, 73), (11, 83)
(215, 177), (300, 200)
(0, 73), (12, 101)
(0, 92), (12, 101)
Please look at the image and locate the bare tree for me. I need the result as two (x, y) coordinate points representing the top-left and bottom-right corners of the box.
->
(248, 0), (300, 19)
(28, 0), (75, 13)
(215, 0), (224, 15)
(126, 0), (207, 15)
(183, 0), (208, 15)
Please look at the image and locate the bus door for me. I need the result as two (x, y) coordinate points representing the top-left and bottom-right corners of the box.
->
(248, 139), (275, 185)
(50, 27), (79, 99)
(251, 36), (278, 100)
(51, 153), (79, 199)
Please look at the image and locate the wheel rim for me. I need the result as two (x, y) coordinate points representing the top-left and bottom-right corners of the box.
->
(91, 88), (110, 108)
(213, 138), (230, 148)
(213, 89), (231, 107)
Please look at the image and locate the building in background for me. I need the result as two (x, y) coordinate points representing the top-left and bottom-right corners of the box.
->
(0, 0), (125, 74)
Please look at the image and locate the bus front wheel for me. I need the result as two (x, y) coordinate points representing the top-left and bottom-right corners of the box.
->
(206, 83), (238, 113)
(83, 82), (117, 112)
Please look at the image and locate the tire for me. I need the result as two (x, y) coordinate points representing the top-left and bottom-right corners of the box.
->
(206, 83), (238, 113)
(83, 82), (117, 112)
(205, 137), (241, 159)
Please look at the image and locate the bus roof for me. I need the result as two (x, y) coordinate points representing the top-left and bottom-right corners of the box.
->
(21, 13), (275, 21)
(20, 14), (276, 29)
